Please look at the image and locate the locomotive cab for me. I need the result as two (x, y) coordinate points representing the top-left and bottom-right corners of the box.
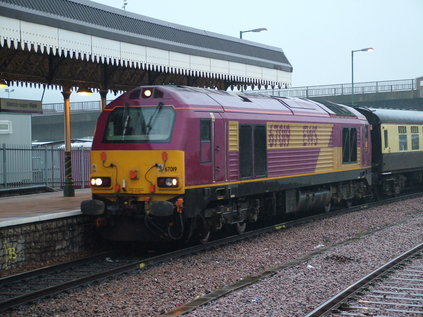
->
(81, 87), (188, 241)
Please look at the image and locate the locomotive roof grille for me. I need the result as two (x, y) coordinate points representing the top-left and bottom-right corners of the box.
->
(318, 101), (356, 117)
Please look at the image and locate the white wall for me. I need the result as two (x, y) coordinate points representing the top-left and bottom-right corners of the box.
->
(0, 113), (32, 146)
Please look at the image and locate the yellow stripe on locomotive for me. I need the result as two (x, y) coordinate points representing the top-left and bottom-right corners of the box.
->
(89, 150), (185, 201)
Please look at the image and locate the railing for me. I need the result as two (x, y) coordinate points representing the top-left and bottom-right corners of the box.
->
(0, 144), (90, 189)
(249, 78), (416, 98)
(43, 100), (103, 113)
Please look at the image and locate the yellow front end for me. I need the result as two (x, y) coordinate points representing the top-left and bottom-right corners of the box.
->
(89, 150), (185, 202)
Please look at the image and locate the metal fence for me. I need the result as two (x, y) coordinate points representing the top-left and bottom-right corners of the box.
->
(0, 144), (90, 189)
(250, 78), (416, 98)
(42, 100), (102, 113)
(42, 100), (113, 113)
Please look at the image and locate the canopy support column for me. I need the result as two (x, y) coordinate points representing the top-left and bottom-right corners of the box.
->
(62, 86), (75, 197)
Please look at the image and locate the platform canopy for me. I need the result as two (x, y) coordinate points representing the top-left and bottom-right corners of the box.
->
(0, 0), (292, 92)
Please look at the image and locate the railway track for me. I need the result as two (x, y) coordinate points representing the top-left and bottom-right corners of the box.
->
(0, 251), (143, 313)
(1, 192), (421, 314)
(305, 242), (423, 316)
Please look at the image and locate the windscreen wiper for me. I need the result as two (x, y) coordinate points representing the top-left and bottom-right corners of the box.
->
(145, 102), (164, 134)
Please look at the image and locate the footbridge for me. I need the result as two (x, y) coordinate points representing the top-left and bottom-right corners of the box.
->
(257, 77), (423, 110)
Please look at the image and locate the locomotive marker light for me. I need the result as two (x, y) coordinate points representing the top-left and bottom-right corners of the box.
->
(90, 177), (111, 187)
(239, 27), (268, 39)
(129, 169), (138, 180)
(351, 47), (374, 106)
(157, 177), (179, 188)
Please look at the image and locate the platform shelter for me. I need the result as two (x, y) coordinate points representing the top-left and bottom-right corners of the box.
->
(0, 0), (293, 196)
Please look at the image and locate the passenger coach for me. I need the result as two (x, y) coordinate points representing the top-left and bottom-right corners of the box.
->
(357, 107), (423, 196)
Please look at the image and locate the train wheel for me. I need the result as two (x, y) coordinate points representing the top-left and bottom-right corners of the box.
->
(199, 229), (211, 244)
(235, 222), (247, 234)
(323, 202), (331, 213)
(198, 219), (211, 244)
(344, 200), (353, 208)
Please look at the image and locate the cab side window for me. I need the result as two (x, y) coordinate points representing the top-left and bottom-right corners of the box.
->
(200, 119), (211, 163)
(342, 127), (357, 163)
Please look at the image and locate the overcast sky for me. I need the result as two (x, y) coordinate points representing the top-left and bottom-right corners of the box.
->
(100, 0), (422, 85)
(1, 0), (422, 102)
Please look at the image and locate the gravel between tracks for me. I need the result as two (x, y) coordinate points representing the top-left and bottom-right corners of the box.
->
(6, 197), (423, 317)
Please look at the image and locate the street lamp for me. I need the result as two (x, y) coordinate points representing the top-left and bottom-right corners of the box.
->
(351, 47), (374, 106)
(240, 28), (267, 39)
(5, 88), (15, 98)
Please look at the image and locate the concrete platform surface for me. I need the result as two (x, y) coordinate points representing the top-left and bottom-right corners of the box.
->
(0, 188), (91, 227)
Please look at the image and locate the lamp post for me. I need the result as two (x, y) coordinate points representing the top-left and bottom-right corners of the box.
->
(240, 27), (267, 39)
(351, 47), (374, 106)
(5, 88), (14, 98)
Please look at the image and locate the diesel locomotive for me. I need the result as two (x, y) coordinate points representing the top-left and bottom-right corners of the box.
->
(81, 85), (423, 242)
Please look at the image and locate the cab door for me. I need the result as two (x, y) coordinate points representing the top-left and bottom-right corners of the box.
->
(212, 113), (226, 182)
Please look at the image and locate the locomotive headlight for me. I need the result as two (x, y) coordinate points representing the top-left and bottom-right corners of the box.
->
(157, 177), (179, 188)
(90, 177), (111, 187)
(142, 88), (153, 98)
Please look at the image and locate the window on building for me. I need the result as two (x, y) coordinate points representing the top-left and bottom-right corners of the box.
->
(411, 126), (419, 150)
(0, 120), (12, 134)
(342, 127), (357, 163)
(398, 126), (408, 151)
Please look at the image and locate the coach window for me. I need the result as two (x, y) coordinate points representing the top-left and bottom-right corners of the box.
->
(411, 126), (419, 150)
(342, 127), (357, 163)
(398, 126), (407, 151)
(200, 119), (211, 163)
(239, 125), (253, 178)
(384, 129), (388, 148)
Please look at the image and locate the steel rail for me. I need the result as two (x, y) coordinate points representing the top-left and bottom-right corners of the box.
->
(1, 191), (421, 313)
(162, 192), (423, 316)
(304, 242), (423, 317)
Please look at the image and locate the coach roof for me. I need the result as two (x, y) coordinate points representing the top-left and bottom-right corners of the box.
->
(369, 108), (423, 124)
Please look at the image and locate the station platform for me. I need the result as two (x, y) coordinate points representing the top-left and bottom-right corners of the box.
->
(0, 188), (91, 228)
